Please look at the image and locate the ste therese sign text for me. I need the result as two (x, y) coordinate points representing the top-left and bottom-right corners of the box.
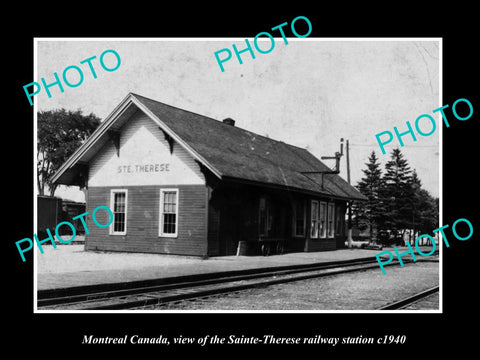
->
(117, 163), (170, 174)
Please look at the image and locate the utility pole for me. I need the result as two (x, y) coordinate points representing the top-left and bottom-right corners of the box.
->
(304, 138), (352, 248)
(346, 139), (353, 248)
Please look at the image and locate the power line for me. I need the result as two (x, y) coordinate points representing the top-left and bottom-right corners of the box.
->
(349, 143), (438, 148)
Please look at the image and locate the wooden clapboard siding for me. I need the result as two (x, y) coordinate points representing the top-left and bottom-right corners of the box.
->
(85, 185), (207, 256)
(207, 186), (220, 256)
(84, 106), (209, 256)
(88, 109), (205, 187)
(306, 238), (337, 252)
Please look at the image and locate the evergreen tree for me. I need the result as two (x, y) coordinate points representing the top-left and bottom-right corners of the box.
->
(354, 148), (439, 246)
(410, 169), (439, 238)
(353, 151), (386, 242)
(409, 169), (422, 241)
(382, 148), (413, 239)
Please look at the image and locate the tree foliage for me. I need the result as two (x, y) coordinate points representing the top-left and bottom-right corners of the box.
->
(410, 170), (439, 234)
(37, 109), (100, 196)
(354, 148), (439, 243)
(353, 151), (386, 240)
(382, 148), (413, 233)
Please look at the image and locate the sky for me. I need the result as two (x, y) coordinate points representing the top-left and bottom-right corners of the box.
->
(35, 38), (440, 202)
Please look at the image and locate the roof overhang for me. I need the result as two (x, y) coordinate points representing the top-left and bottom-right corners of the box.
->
(222, 175), (367, 202)
(51, 93), (223, 186)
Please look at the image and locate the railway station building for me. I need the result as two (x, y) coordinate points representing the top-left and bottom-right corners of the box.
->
(52, 93), (366, 257)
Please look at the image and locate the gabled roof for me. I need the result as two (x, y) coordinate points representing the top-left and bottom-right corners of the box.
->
(52, 93), (366, 201)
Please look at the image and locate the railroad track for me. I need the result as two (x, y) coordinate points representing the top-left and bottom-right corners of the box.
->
(38, 254), (436, 311)
(377, 286), (440, 310)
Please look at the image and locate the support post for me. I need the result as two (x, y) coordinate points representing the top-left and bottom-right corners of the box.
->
(346, 139), (353, 248)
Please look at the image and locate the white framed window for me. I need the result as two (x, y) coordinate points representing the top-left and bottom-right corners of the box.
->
(310, 200), (319, 238)
(319, 201), (327, 238)
(327, 202), (335, 238)
(293, 200), (306, 237)
(159, 189), (179, 237)
(110, 189), (128, 235)
(335, 204), (343, 236)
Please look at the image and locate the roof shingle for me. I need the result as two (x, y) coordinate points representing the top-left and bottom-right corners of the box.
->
(132, 93), (365, 201)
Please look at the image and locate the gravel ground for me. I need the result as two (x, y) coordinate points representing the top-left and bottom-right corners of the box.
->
(36, 244), (383, 275)
(36, 244), (202, 274)
(401, 292), (439, 310)
(151, 259), (439, 311)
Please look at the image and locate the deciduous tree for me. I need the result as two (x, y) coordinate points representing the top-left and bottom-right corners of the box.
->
(37, 109), (100, 196)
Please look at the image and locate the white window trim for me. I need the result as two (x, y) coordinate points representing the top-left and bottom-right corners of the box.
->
(327, 202), (335, 238)
(109, 189), (128, 235)
(319, 201), (327, 239)
(159, 188), (179, 238)
(310, 200), (319, 239)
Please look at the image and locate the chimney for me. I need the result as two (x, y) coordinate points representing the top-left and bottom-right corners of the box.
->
(222, 118), (235, 126)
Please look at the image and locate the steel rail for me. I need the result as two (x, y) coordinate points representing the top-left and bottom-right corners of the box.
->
(38, 257), (381, 308)
(377, 286), (440, 310)
(38, 256), (428, 310)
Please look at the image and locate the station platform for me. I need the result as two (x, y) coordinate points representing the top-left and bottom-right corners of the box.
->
(36, 244), (433, 293)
